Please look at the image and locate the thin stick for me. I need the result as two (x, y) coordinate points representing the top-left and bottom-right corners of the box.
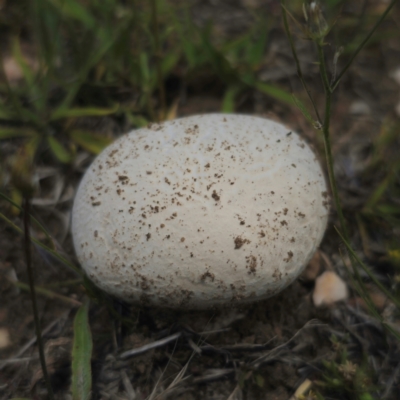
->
(119, 332), (181, 359)
(23, 197), (54, 399)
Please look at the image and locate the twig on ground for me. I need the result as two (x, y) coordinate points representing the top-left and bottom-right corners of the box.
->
(226, 385), (243, 400)
(119, 332), (182, 359)
(121, 369), (137, 400)
(381, 361), (400, 399)
(192, 368), (235, 384)
(0, 357), (37, 366)
(250, 320), (323, 368)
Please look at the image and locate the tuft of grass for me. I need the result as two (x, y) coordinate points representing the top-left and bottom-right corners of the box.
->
(280, 0), (400, 340)
(0, 0), (299, 215)
(0, 2), (298, 134)
(315, 335), (377, 399)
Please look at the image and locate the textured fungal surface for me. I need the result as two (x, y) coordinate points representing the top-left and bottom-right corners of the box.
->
(72, 114), (329, 308)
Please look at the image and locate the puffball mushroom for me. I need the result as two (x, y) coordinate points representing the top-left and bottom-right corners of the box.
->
(72, 114), (329, 309)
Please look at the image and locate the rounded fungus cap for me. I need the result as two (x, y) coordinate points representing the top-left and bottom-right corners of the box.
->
(72, 114), (329, 309)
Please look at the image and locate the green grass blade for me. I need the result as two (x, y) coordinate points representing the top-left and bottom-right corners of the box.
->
(364, 174), (391, 210)
(292, 94), (319, 127)
(47, 136), (71, 163)
(0, 105), (16, 120)
(9, 398), (31, 400)
(221, 86), (242, 113)
(246, 20), (269, 68)
(161, 52), (180, 76)
(377, 204), (400, 216)
(248, 79), (295, 106)
(11, 37), (46, 113)
(220, 31), (252, 58)
(11, 37), (35, 88)
(0, 128), (35, 139)
(71, 299), (93, 400)
(50, 105), (119, 121)
(9, 280), (82, 307)
(139, 52), (151, 89)
(18, 106), (44, 126)
(32, 0), (57, 70)
(69, 130), (113, 154)
(179, 35), (198, 68)
(48, 0), (96, 30)
(200, 29), (239, 84)
(58, 29), (122, 111)
(168, 6), (200, 68)
(125, 112), (149, 128)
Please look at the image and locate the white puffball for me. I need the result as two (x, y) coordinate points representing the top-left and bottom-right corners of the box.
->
(72, 114), (329, 309)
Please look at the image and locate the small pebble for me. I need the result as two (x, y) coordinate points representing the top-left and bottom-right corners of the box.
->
(395, 100), (400, 118)
(349, 100), (370, 115)
(0, 328), (11, 349)
(313, 271), (348, 307)
(390, 66), (400, 85)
